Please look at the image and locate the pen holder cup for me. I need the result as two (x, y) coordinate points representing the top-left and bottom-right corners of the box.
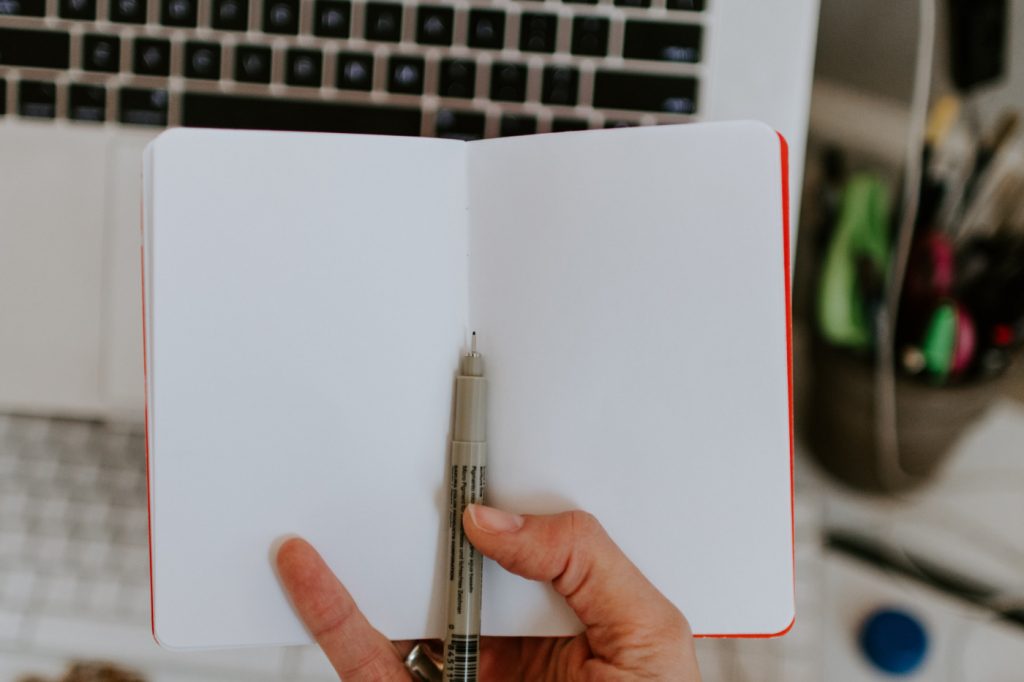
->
(805, 340), (1007, 494)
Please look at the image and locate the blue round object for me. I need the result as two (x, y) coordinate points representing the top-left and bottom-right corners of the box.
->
(859, 608), (928, 675)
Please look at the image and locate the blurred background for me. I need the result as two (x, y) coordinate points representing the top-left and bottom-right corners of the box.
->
(1, 0), (1023, 679)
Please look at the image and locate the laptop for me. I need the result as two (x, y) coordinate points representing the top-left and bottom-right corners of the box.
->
(0, 0), (818, 419)
(0, 0), (819, 675)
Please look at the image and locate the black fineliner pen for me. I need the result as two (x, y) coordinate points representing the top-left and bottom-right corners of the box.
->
(443, 332), (486, 682)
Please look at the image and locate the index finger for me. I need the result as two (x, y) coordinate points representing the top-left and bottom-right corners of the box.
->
(276, 537), (411, 681)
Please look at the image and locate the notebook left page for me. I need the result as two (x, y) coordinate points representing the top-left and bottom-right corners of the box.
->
(143, 129), (469, 648)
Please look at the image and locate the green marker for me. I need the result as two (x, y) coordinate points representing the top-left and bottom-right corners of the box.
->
(922, 303), (956, 380)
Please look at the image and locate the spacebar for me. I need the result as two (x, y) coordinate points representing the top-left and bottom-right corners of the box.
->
(182, 93), (421, 136)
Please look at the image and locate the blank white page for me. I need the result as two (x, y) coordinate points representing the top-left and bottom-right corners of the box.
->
(145, 129), (469, 648)
(467, 122), (794, 637)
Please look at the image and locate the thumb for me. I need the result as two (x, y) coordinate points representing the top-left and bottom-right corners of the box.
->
(463, 504), (685, 631)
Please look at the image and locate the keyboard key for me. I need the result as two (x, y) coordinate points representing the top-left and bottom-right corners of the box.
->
(519, 13), (557, 53)
(365, 3), (402, 42)
(439, 59), (475, 98)
(593, 70), (697, 113)
(235, 45), (271, 83)
(417, 6), (453, 45)
(134, 38), (170, 76)
(182, 92), (421, 136)
(623, 21), (701, 62)
(83, 35), (119, 72)
(0, 29), (70, 69)
(22, 455), (58, 485)
(563, 0), (597, 4)
(82, 574), (124, 612)
(263, 0), (298, 34)
(32, 541), (70, 579)
(388, 56), (424, 94)
(0, 528), (26, 562)
(60, 0), (95, 20)
(552, 117), (588, 132)
(490, 63), (527, 102)
(0, 568), (33, 608)
(571, 16), (608, 56)
(18, 81), (56, 119)
(69, 84), (105, 122)
(336, 52), (373, 90)
(542, 66), (578, 105)
(434, 108), (484, 140)
(286, 49), (322, 87)
(667, 0), (704, 10)
(0, 0), (44, 16)
(212, 0), (246, 29)
(38, 573), (78, 610)
(615, 0), (650, 6)
(161, 0), (196, 26)
(109, 0), (145, 23)
(467, 9), (504, 49)
(120, 87), (167, 125)
(185, 42), (221, 79)
(314, 0), (350, 37)
(500, 114), (536, 137)
(605, 119), (638, 128)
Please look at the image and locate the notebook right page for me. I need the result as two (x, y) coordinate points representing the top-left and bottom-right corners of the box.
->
(467, 122), (793, 637)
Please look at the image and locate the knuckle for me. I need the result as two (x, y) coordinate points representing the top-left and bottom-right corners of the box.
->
(567, 509), (602, 539)
(551, 511), (600, 601)
(565, 510), (607, 566)
(661, 603), (692, 640)
(311, 599), (359, 640)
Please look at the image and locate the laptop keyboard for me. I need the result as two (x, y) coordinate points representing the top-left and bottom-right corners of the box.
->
(0, 416), (150, 628)
(0, 0), (705, 138)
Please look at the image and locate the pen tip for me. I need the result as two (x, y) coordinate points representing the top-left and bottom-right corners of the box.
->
(471, 331), (477, 354)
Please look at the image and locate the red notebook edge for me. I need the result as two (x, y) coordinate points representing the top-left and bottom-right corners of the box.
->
(694, 130), (795, 640)
(142, 208), (157, 644)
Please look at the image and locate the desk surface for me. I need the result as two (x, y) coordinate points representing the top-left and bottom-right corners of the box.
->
(803, 396), (1024, 681)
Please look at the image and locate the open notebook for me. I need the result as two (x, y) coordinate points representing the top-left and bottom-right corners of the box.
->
(143, 122), (794, 650)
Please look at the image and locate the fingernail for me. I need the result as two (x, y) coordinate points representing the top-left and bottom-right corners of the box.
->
(467, 504), (524, 533)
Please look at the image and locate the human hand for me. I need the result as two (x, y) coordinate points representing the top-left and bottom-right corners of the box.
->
(275, 505), (702, 681)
